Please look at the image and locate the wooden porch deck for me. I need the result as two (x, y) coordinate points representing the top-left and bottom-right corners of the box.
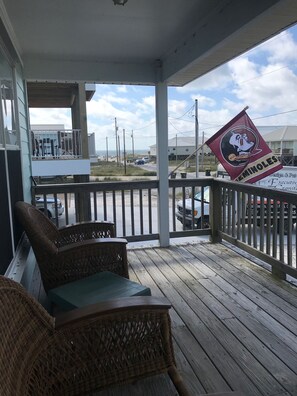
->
(96, 241), (297, 396)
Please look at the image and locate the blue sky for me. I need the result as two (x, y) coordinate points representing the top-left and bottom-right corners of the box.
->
(30, 24), (297, 152)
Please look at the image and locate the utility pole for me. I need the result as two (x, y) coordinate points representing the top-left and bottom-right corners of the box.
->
(115, 117), (119, 165)
(123, 129), (127, 175)
(175, 134), (178, 164)
(106, 136), (109, 162)
(118, 134), (121, 163)
(195, 99), (199, 178)
(201, 131), (205, 170)
(131, 130), (135, 159)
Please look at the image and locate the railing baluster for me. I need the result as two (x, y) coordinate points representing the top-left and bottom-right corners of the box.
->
(279, 202), (284, 262)
(93, 191), (97, 220)
(139, 189), (144, 235)
(121, 189), (126, 237)
(130, 190), (135, 235)
(227, 189), (232, 235)
(241, 192), (246, 243)
(64, 192), (69, 225)
(236, 191), (241, 240)
(200, 187), (205, 230)
(231, 190), (236, 238)
(247, 193), (252, 246)
(222, 187), (226, 233)
(103, 191), (107, 220)
(148, 188), (152, 234)
(112, 191), (117, 236)
(287, 204), (293, 266)
(172, 186), (176, 232)
(190, 186), (195, 230)
(181, 186), (186, 230)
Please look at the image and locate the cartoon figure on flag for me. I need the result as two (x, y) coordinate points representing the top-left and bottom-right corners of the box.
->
(205, 108), (282, 183)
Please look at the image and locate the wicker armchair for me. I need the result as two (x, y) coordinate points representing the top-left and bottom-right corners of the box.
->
(0, 276), (189, 396)
(15, 201), (128, 292)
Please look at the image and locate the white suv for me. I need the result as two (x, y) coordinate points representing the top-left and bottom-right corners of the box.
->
(35, 196), (64, 218)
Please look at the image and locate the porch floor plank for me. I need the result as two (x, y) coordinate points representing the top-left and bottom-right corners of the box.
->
(85, 242), (297, 395)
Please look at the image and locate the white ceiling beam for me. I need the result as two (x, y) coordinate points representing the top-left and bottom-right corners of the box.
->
(24, 58), (156, 85)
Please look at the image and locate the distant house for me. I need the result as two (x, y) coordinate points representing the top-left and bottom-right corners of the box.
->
(149, 136), (211, 159)
(264, 126), (297, 166)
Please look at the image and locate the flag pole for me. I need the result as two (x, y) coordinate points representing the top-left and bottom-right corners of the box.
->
(168, 142), (208, 177)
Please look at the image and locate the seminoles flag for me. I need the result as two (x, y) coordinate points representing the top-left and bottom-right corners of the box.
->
(205, 109), (282, 183)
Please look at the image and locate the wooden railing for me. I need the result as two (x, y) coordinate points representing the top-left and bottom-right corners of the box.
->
(31, 129), (82, 160)
(32, 177), (297, 279)
(214, 179), (297, 279)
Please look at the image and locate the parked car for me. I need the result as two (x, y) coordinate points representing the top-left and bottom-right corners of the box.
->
(142, 157), (149, 163)
(35, 196), (64, 218)
(135, 159), (145, 165)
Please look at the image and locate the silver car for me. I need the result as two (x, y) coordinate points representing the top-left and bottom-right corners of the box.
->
(35, 196), (64, 218)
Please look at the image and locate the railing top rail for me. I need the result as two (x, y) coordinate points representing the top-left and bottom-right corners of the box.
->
(169, 177), (214, 188)
(33, 178), (216, 195)
(32, 129), (81, 133)
(33, 179), (160, 194)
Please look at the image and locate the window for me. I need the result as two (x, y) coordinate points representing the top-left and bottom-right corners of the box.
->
(282, 141), (293, 155)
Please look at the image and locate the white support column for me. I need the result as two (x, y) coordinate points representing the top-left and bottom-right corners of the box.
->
(155, 82), (170, 247)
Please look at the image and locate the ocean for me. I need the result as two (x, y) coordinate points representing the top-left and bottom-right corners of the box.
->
(96, 149), (148, 158)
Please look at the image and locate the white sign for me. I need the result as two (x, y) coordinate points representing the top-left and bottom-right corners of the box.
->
(256, 166), (297, 192)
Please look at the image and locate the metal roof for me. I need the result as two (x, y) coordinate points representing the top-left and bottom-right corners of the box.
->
(264, 126), (297, 141)
(1, 0), (297, 86)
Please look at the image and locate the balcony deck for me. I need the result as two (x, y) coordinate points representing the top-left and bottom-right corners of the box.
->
(93, 241), (297, 396)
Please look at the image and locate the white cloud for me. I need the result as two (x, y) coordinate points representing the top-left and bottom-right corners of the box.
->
(259, 31), (297, 64)
(29, 108), (72, 128)
(117, 86), (128, 93)
(190, 94), (216, 108)
(168, 99), (188, 117)
(230, 61), (297, 112)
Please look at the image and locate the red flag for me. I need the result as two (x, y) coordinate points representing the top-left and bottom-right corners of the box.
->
(205, 109), (282, 183)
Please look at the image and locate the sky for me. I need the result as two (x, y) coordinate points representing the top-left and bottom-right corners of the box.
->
(29, 24), (297, 153)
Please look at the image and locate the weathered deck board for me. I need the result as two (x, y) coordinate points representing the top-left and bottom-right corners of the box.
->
(96, 241), (297, 396)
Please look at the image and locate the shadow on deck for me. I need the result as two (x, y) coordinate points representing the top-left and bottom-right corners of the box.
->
(29, 241), (297, 395)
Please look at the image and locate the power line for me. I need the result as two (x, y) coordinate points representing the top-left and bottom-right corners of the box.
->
(252, 108), (297, 120)
(235, 64), (295, 85)
(133, 120), (155, 131)
(169, 104), (195, 120)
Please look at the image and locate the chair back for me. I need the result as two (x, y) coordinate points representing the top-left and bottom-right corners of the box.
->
(0, 276), (54, 396)
(15, 201), (60, 263)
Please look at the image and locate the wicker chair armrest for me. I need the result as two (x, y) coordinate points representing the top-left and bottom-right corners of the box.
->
(42, 238), (129, 290)
(37, 297), (175, 395)
(57, 221), (115, 246)
(55, 296), (171, 329)
(58, 237), (127, 254)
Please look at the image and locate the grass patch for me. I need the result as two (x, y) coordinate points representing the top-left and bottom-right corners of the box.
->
(91, 162), (156, 177)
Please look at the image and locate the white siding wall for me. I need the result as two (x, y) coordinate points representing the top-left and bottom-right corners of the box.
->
(15, 64), (31, 203)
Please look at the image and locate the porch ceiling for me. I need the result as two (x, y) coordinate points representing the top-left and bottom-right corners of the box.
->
(1, 0), (297, 86)
(27, 82), (95, 108)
